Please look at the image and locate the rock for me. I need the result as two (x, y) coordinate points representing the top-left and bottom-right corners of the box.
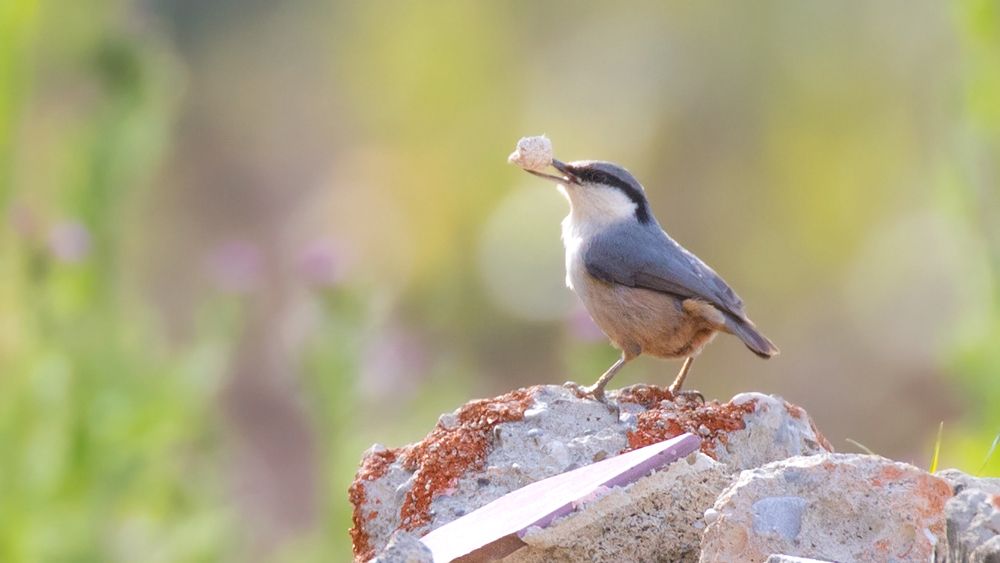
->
(369, 531), (433, 563)
(699, 453), (953, 563)
(937, 468), (1000, 496)
(500, 451), (729, 563)
(349, 385), (831, 562)
(970, 535), (1000, 563)
(716, 393), (831, 472)
(765, 556), (835, 563)
(937, 476), (1000, 563)
(617, 387), (832, 475)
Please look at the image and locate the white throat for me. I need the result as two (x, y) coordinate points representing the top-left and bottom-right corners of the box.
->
(557, 184), (637, 230)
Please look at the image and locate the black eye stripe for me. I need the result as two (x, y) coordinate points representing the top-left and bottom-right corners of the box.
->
(567, 167), (652, 224)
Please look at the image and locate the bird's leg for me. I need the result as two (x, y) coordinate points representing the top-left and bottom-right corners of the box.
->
(577, 356), (628, 404)
(668, 357), (704, 403)
(669, 357), (694, 391)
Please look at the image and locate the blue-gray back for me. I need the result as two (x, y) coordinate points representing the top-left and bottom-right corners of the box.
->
(583, 221), (748, 321)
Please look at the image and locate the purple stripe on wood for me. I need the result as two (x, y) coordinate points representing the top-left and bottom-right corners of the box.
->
(421, 433), (701, 563)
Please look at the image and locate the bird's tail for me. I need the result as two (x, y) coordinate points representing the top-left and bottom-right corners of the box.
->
(724, 316), (779, 359)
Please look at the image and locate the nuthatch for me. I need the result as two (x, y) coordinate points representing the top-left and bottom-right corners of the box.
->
(510, 138), (778, 402)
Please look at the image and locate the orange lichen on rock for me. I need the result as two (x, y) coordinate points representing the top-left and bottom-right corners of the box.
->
(618, 386), (755, 457)
(870, 464), (906, 488)
(349, 387), (536, 560)
(397, 387), (535, 529)
(913, 471), (954, 519)
(349, 448), (398, 561)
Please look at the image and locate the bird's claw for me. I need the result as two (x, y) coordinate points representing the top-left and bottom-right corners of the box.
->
(564, 381), (605, 402)
(669, 387), (705, 405)
(564, 381), (619, 414)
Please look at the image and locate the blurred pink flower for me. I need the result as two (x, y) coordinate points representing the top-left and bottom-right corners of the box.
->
(567, 304), (606, 343)
(298, 238), (351, 287)
(48, 220), (91, 263)
(360, 326), (427, 401)
(207, 240), (262, 293)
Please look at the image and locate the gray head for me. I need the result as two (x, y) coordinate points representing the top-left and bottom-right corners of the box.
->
(528, 159), (653, 225)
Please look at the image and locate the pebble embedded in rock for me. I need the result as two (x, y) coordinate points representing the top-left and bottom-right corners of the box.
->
(751, 496), (807, 541)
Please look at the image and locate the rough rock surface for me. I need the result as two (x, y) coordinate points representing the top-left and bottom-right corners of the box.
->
(349, 384), (830, 562)
(765, 556), (834, 563)
(501, 452), (729, 563)
(700, 453), (953, 563)
(700, 393), (831, 473)
(968, 536), (1000, 563)
(369, 531), (433, 563)
(937, 468), (1000, 496)
(936, 470), (1000, 563)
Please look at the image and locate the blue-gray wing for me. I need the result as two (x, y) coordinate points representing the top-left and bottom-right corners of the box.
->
(583, 223), (748, 320)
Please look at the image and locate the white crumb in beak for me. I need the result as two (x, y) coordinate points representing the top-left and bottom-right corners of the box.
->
(508, 135), (553, 172)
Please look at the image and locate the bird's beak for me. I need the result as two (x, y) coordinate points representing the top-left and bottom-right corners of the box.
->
(527, 158), (580, 185)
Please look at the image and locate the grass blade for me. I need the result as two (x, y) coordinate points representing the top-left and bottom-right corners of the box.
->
(846, 438), (876, 456)
(930, 421), (943, 473)
(976, 425), (1000, 477)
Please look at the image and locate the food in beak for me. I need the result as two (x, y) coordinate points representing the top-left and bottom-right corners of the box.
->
(508, 135), (553, 172)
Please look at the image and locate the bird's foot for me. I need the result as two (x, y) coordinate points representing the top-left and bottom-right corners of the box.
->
(668, 387), (705, 405)
(667, 357), (703, 405)
(563, 381), (619, 414)
(563, 380), (606, 403)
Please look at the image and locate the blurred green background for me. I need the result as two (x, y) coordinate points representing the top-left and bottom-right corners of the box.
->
(2, 0), (999, 560)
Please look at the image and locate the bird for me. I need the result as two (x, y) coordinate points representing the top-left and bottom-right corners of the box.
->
(521, 156), (778, 403)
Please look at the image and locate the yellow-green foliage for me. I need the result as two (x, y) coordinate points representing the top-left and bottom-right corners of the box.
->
(937, 0), (1000, 480)
(0, 2), (234, 560)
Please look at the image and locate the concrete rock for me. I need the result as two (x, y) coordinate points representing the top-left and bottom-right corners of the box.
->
(970, 535), (1000, 563)
(765, 556), (835, 563)
(700, 453), (952, 563)
(621, 388), (831, 474)
(716, 394), (830, 473)
(937, 473), (1000, 563)
(499, 452), (729, 563)
(369, 531), (433, 563)
(937, 468), (1000, 496)
(349, 385), (831, 562)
